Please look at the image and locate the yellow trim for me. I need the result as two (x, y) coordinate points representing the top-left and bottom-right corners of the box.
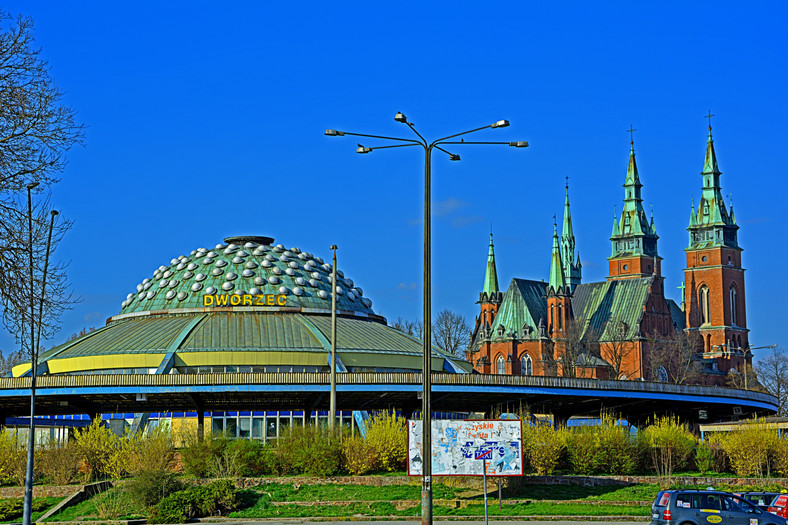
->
(174, 351), (327, 367)
(46, 354), (165, 374)
(11, 363), (32, 378)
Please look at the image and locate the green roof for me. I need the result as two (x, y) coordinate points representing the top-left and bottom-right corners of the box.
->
(489, 279), (548, 340)
(572, 277), (653, 341)
(483, 233), (499, 295)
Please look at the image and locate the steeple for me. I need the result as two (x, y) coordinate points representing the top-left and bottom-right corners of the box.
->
(483, 232), (499, 295)
(610, 128), (659, 259)
(560, 179), (582, 291)
(687, 115), (738, 249)
(549, 221), (566, 294)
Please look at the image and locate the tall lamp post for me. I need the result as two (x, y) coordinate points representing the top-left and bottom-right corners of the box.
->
(329, 244), (338, 430)
(743, 344), (777, 390)
(22, 187), (58, 525)
(326, 114), (528, 525)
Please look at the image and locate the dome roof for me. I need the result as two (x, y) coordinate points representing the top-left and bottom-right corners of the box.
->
(119, 236), (374, 317)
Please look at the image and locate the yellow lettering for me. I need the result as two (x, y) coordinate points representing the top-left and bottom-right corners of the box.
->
(230, 294), (241, 306)
(215, 294), (229, 306)
(203, 295), (213, 306)
(276, 295), (286, 306)
(255, 295), (264, 306)
(243, 295), (252, 306)
(266, 295), (275, 305)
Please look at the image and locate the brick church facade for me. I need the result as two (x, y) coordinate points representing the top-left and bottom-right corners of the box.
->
(467, 123), (750, 385)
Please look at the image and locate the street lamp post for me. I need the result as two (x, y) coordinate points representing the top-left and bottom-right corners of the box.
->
(329, 244), (338, 431)
(743, 344), (777, 390)
(326, 114), (527, 525)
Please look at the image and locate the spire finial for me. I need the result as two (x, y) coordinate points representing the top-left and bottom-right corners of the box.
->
(627, 125), (637, 150)
(565, 175), (569, 190)
(706, 110), (715, 139)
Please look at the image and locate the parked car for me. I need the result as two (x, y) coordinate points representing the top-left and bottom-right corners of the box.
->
(736, 492), (784, 511)
(651, 489), (788, 525)
(768, 494), (788, 518)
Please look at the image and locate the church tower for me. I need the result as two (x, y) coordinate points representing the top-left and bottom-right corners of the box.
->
(478, 233), (502, 330)
(547, 223), (572, 339)
(684, 119), (748, 357)
(561, 181), (582, 292)
(608, 133), (662, 280)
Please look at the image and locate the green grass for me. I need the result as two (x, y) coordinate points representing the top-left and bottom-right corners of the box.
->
(248, 482), (466, 501)
(0, 497), (63, 524)
(508, 482), (659, 501)
(42, 488), (145, 522)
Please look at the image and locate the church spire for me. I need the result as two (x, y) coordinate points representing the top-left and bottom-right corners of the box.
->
(560, 178), (581, 291)
(549, 220), (566, 294)
(482, 231), (499, 295)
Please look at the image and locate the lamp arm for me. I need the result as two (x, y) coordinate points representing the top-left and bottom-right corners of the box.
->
(433, 125), (492, 143)
(337, 130), (422, 144)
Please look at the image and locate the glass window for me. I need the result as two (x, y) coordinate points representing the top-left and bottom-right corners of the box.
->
(239, 417), (251, 438)
(521, 354), (532, 376)
(225, 417), (237, 438)
(496, 355), (505, 375)
(252, 417), (265, 438)
(730, 286), (738, 325)
(211, 417), (225, 435)
(266, 418), (277, 440)
(700, 286), (710, 325)
(279, 417), (290, 437)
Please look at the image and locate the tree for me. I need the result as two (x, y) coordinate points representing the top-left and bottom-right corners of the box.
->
(431, 309), (470, 357)
(0, 10), (82, 357)
(600, 318), (637, 379)
(756, 347), (788, 416)
(646, 329), (703, 385)
(0, 348), (23, 375)
(391, 317), (422, 340)
(554, 318), (598, 378)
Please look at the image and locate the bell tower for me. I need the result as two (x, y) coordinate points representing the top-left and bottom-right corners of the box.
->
(608, 129), (662, 280)
(684, 116), (748, 360)
(478, 232), (502, 330)
(547, 222), (572, 339)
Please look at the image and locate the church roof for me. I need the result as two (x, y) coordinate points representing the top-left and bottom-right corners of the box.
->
(668, 299), (686, 330)
(489, 278), (548, 340)
(572, 277), (653, 341)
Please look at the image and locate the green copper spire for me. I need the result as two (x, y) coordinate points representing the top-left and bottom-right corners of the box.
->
(560, 180), (582, 291)
(482, 232), (499, 295)
(549, 222), (566, 293)
(610, 131), (659, 259)
(687, 116), (738, 249)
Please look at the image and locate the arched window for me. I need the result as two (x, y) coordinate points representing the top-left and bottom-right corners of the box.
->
(558, 304), (563, 331)
(549, 305), (555, 333)
(496, 355), (505, 375)
(730, 285), (738, 325)
(699, 285), (710, 325)
(705, 334), (712, 353)
(521, 354), (532, 376)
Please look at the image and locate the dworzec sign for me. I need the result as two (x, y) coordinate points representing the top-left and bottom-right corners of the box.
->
(407, 419), (523, 477)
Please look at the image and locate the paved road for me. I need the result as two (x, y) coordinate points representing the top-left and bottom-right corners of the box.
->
(192, 518), (648, 525)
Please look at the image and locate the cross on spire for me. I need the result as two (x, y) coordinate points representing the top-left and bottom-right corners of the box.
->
(706, 110), (715, 131)
(627, 125), (637, 145)
(565, 175), (569, 189)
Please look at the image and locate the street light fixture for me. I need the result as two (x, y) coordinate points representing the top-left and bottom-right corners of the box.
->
(325, 113), (528, 525)
(742, 344), (778, 390)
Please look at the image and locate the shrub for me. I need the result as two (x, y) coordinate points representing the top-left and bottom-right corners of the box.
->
(695, 443), (715, 474)
(342, 435), (378, 475)
(74, 419), (121, 480)
(564, 427), (597, 475)
(710, 418), (779, 477)
(365, 411), (407, 472)
(774, 438), (788, 477)
(525, 424), (564, 475)
(125, 469), (183, 507)
(179, 431), (225, 478)
(0, 498), (50, 521)
(150, 479), (239, 524)
(38, 440), (82, 485)
(275, 425), (342, 476)
(128, 426), (176, 475)
(0, 429), (17, 482)
(642, 415), (697, 479)
(592, 414), (638, 475)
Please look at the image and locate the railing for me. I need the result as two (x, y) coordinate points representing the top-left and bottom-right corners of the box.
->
(0, 373), (775, 405)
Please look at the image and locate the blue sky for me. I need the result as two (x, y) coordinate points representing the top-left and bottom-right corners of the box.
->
(1, 2), (786, 359)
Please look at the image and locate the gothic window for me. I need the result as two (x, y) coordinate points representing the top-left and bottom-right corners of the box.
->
(699, 285), (710, 325)
(521, 354), (532, 376)
(496, 355), (505, 375)
(558, 304), (563, 331)
(730, 285), (738, 325)
(550, 305), (555, 333)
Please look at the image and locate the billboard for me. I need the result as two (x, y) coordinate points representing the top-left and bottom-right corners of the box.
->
(407, 419), (523, 477)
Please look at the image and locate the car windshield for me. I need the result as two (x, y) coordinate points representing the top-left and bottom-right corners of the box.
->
(726, 496), (761, 514)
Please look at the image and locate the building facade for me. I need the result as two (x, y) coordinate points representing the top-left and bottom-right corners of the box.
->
(468, 124), (749, 385)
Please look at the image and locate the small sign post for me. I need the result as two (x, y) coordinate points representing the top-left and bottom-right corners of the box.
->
(475, 447), (492, 525)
